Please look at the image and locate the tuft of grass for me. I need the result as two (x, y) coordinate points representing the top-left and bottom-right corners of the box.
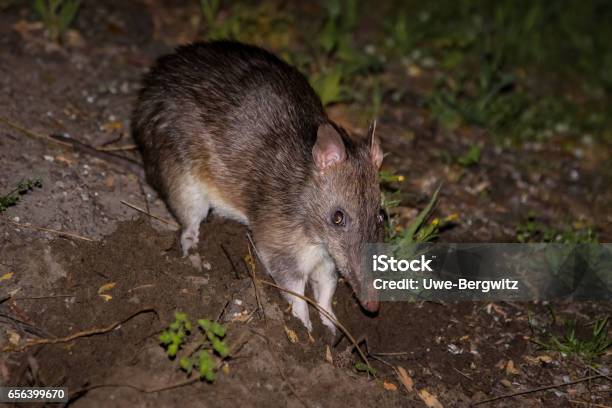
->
(457, 145), (482, 167)
(533, 317), (612, 362)
(381, 0), (612, 145)
(199, 0), (221, 37)
(0, 177), (42, 213)
(516, 216), (598, 244)
(303, 1), (382, 107)
(380, 174), (455, 245)
(33, 0), (81, 43)
(199, 1), (292, 47)
(159, 312), (230, 382)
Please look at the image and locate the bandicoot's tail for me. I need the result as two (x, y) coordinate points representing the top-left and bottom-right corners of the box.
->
(49, 133), (145, 179)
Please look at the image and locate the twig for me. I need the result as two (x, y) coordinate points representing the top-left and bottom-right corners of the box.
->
(138, 181), (151, 221)
(583, 361), (612, 382)
(68, 376), (200, 403)
(0, 115), (71, 148)
(96, 144), (137, 151)
(244, 241), (266, 322)
(221, 243), (241, 279)
(472, 375), (606, 406)
(568, 400), (612, 408)
(454, 367), (473, 380)
(368, 353), (394, 368)
(2, 307), (158, 352)
(120, 200), (178, 228)
(245, 234), (370, 367)
(8, 220), (93, 242)
(13, 294), (75, 300)
(371, 351), (411, 357)
(68, 326), (252, 404)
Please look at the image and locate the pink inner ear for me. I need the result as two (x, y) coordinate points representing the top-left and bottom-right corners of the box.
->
(371, 137), (383, 169)
(313, 124), (346, 170)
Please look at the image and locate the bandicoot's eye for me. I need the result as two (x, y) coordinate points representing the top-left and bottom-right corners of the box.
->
(332, 210), (345, 226)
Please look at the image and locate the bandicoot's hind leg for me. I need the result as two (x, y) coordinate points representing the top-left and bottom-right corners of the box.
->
(167, 174), (210, 256)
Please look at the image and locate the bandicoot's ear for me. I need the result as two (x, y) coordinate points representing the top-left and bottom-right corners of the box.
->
(368, 121), (383, 169)
(313, 123), (346, 171)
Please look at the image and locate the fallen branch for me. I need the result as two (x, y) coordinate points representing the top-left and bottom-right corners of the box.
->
(0, 115), (71, 148)
(120, 200), (178, 228)
(2, 307), (158, 353)
(245, 233), (370, 368)
(9, 220), (93, 242)
(472, 374), (606, 406)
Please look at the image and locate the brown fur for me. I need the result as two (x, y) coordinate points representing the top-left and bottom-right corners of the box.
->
(132, 41), (383, 332)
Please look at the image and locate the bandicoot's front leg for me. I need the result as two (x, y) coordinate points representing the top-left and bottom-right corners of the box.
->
(257, 243), (313, 331)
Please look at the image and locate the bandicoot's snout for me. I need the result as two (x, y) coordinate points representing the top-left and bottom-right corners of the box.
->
(356, 273), (380, 313)
(362, 299), (379, 313)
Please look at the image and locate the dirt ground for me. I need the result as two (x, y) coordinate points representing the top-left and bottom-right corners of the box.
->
(0, 2), (610, 407)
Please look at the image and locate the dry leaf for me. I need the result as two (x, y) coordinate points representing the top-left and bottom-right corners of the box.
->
(64, 29), (85, 48)
(325, 345), (333, 364)
(105, 175), (115, 190)
(395, 365), (414, 392)
(284, 325), (298, 343)
(230, 310), (250, 322)
(418, 389), (444, 408)
(500, 379), (512, 387)
(506, 360), (520, 375)
(535, 355), (553, 363)
(12, 20), (44, 37)
(98, 282), (116, 294)
(383, 381), (398, 391)
(101, 121), (123, 132)
(308, 332), (315, 343)
(0, 272), (14, 282)
(55, 156), (74, 166)
(99, 294), (112, 302)
(7, 330), (20, 345)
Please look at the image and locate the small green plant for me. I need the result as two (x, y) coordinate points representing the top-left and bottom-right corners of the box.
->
(305, 0), (381, 107)
(159, 312), (230, 382)
(0, 177), (42, 213)
(199, 0), (220, 31)
(310, 66), (347, 106)
(317, 0), (359, 55)
(379, 171), (455, 244)
(159, 311), (192, 357)
(354, 361), (377, 376)
(534, 317), (612, 362)
(457, 145), (481, 167)
(33, 0), (81, 43)
(516, 216), (598, 244)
